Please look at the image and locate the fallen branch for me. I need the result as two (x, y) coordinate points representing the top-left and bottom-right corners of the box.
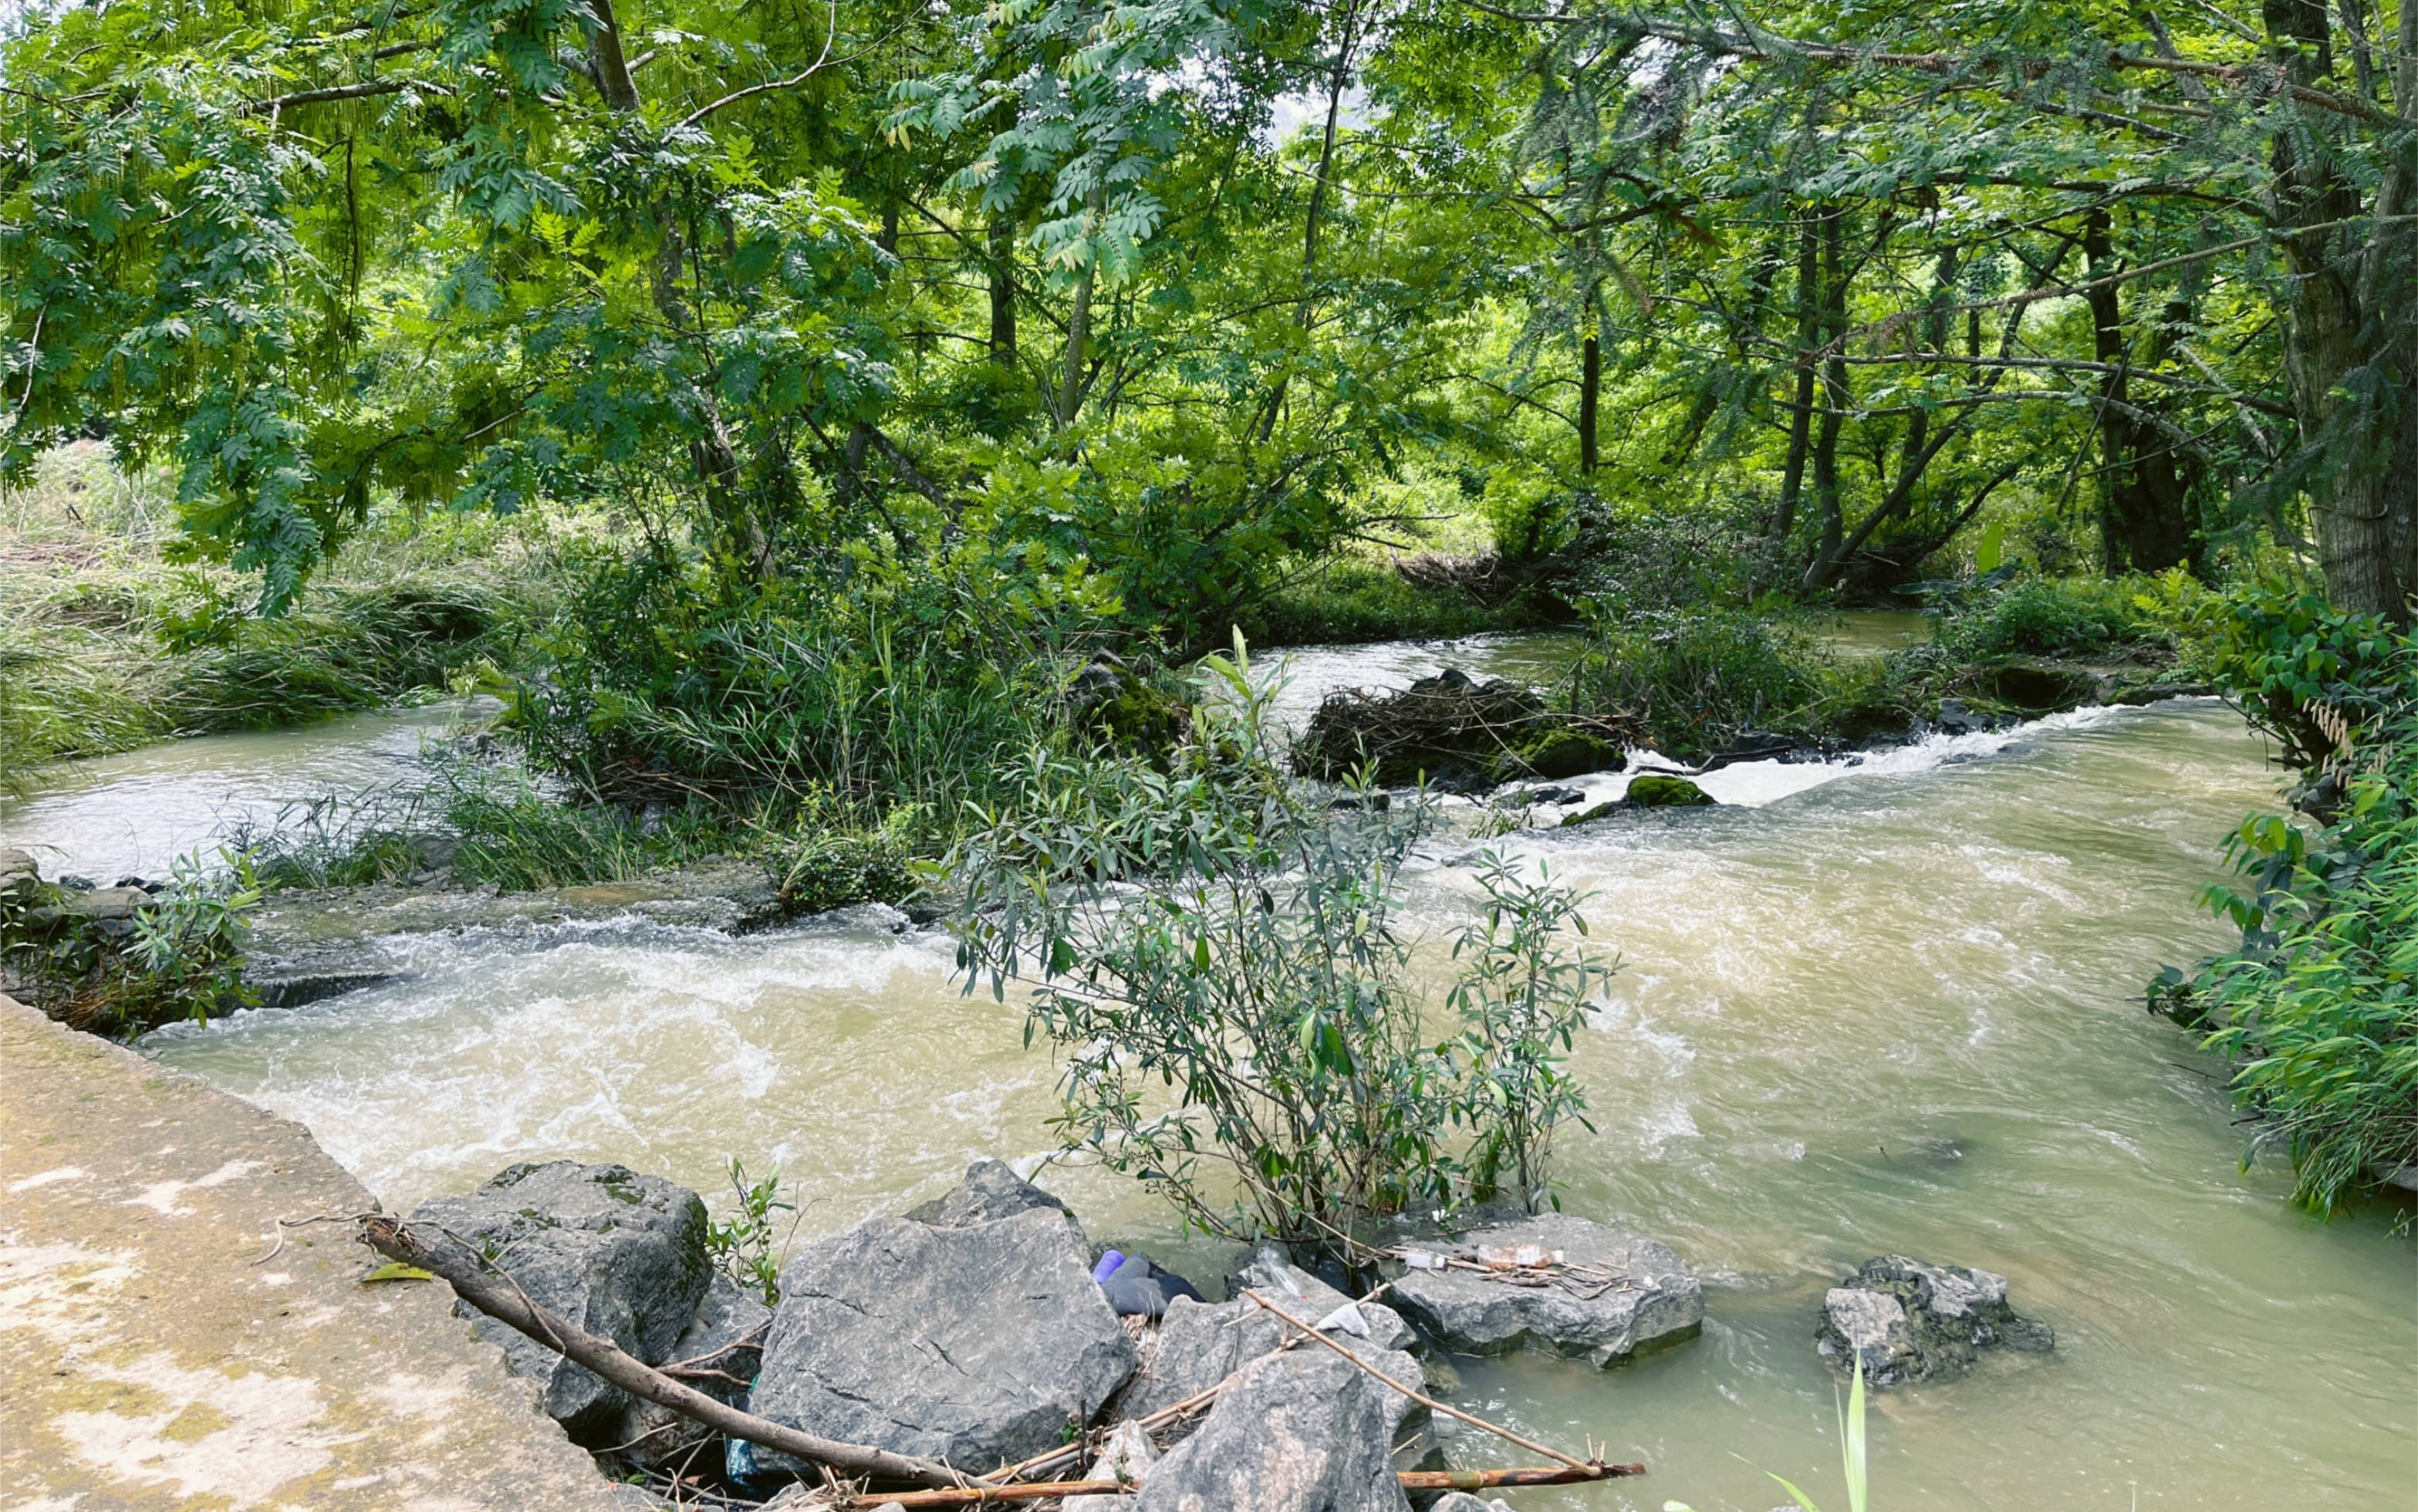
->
(808, 1463), (1638, 1507)
(826, 1481), (1131, 1507)
(1241, 1289), (1605, 1476)
(357, 1216), (968, 1491)
(1399, 1464), (1647, 1490)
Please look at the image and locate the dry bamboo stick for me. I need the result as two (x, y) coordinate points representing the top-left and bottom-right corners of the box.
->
(1398, 1464), (1646, 1490)
(819, 1463), (1639, 1507)
(359, 1216), (969, 1492)
(1240, 1288), (1600, 1475)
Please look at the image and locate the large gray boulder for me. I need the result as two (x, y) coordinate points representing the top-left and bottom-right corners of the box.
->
(407, 1161), (711, 1443)
(1384, 1213), (1702, 1367)
(748, 1208), (1137, 1473)
(1133, 1345), (1412, 1512)
(608, 1271), (772, 1473)
(1815, 1255), (2052, 1387)
(903, 1157), (1076, 1229)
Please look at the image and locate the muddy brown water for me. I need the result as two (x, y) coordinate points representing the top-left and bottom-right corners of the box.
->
(15, 632), (2404, 1510)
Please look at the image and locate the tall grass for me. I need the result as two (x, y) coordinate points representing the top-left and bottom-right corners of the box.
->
(1, 443), (566, 785)
(238, 752), (917, 908)
(511, 553), (1082, 836)
(1562, 607), (1838, 761)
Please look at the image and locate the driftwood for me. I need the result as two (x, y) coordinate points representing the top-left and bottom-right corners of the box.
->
(1398, 1464), (1646, 1489)
(357, 1215), (968, 1492)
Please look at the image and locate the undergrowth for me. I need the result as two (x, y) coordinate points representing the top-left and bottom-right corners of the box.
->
(2153, 585), (2418, 1215)
(0, 444), (562, 786)
(0, 848), (262, 1036)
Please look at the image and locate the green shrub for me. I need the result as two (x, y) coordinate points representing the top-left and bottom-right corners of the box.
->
(947, 644), (1612, 1253)
(1443, 854), (1613, 1211)
(1565, 608), (1833, 762)
(1927, 574), (2173, 663)
(2153, 590), (2418, 1215)
(1234, 556), (1534, 646)
(0, 850), (261, 1035)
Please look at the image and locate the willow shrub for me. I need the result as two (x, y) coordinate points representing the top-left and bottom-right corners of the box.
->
(945, 639), (1610, 1252)
(2155, 591), (2418, 1214)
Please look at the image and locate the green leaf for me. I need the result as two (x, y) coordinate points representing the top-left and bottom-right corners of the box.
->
(1975, 518), (2004, 575)
(361, 1261), (437, 1284)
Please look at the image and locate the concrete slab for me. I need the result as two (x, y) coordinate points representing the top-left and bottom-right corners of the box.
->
(0, 992), (649, 1510)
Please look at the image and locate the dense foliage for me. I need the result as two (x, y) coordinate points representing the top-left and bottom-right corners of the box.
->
(2158, 589), (2418, 1213)
(5, 0), (2412, 670)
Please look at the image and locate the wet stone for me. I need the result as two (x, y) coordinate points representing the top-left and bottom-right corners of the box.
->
(1815, 1254), (2054, 1387)
(1383, 1213), (1704, 1368)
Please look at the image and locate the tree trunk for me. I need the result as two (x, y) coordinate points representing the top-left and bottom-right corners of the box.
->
(1808, 211), (1849, 582)
(588, 0), (763, 566)
(1055, 187), (1105, 429)
(988, 214), (1017, 363)
(2082, 209), (2200, 575)
(2264, 0), (2416, 618)
(1765, 222), (1819, 575)
(1255, 0), (1363, 445)
(1578, 325), (1600, 474)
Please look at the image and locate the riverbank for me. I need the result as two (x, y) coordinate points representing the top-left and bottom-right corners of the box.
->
(0, 990), (640, 1510)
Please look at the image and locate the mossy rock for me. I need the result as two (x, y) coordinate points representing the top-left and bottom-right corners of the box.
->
(1626, 775), (1714, 808)
(1558, 775), (1715, 826)
(1515, 728), (1624, 780)
(1832, 700), (1916, 746)
(1093, 681), (1190, 755)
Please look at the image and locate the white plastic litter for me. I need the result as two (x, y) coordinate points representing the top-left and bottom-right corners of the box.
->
(1402, 1250), (1446, 1270)
(1315, 1301), (1370, 1337)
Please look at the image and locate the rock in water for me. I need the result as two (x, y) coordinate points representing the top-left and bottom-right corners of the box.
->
(1234, 1246), (1417, 1351)
(1430, 1497), (1513, 1512)
(1815, 1255), (2054, 1386)
(748, 1208), (1138, 1471)
(1623, 774), (1714, 808)
(1384, 1213), (1703, 1367)
(1133, 1345), (1412, 1512)
(902, 1156), (1076, 1229)
(407, 1161), (712, 1443)
(608, 1271), (771, 1473)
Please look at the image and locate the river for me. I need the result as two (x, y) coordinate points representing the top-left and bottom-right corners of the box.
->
(12, 627), (2411, 1510)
